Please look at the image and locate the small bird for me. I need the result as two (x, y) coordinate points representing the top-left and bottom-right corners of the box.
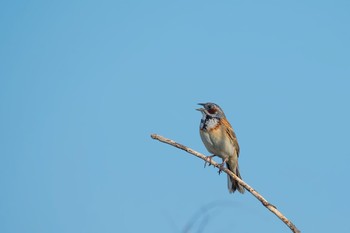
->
(197, 102), (245, 194)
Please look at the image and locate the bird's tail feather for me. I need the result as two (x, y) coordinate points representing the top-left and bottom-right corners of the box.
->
(226, 161), (245, 194)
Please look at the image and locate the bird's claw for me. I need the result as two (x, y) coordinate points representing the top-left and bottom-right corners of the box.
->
(217, 162), (226, 175)
(204, 155), (215, 168)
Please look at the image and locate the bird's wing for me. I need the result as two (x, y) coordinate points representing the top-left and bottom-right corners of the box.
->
(221, 118), (240, 157)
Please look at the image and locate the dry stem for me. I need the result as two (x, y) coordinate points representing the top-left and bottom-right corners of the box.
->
(151, 133), (300, 233)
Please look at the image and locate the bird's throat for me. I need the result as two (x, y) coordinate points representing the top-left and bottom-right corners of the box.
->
(200, 115), (219, 131)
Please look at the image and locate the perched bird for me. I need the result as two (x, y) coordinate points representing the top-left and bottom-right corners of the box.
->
(197, 102), (245, 194)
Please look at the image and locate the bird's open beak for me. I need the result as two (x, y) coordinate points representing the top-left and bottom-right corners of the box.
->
(196, 103), (205, 111)
(196, 103), (206, 112)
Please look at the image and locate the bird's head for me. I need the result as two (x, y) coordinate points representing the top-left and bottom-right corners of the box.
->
(196, 102), (226, 118)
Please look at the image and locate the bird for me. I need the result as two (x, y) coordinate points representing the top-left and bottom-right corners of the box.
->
(196, 102), (245, 194)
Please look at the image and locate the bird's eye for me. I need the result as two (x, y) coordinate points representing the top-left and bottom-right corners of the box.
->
(207, 105), (212, 109)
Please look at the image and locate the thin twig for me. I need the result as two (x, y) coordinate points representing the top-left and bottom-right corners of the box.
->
(151, 133), (300, 233)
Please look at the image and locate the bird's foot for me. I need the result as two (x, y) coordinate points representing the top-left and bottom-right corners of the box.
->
(217, 159), (228, 175)
(204, 155), (216, 168)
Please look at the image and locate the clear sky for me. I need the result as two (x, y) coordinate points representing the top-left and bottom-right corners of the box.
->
(1, 1), (349, 233)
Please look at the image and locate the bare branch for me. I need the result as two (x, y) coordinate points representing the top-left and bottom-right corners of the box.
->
(151, 133), (300, 233)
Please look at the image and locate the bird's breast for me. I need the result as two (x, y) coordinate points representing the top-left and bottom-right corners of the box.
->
(199, 124), (234, 159)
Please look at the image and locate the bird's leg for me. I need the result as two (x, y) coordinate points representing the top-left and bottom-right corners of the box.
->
(204, 155), (216, 168)
(218, 158), (228, 175)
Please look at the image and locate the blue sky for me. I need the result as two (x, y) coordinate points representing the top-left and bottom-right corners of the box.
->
(1, 1), (349, 233)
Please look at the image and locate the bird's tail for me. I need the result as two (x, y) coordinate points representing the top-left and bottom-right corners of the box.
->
(226, 160), (245, 194)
